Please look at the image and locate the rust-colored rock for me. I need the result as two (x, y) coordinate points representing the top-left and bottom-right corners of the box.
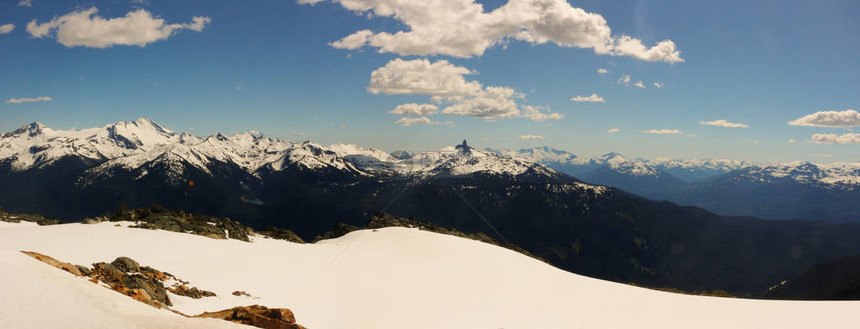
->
(194, 305), (306, 329)
(21, 251), (84, 276)
(167, 284), (216, 299)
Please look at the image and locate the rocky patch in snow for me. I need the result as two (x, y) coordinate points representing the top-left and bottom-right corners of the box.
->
(194, 305), (307, 329)
(0, 206), (61, 226)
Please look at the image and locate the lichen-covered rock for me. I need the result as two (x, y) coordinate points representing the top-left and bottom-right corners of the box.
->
(111, 256), (141, 273)
(168, 284), (216, 299)
(194, 305), (306, 329)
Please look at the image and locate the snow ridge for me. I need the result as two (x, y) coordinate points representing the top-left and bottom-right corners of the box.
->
(1, 119), (559, 181)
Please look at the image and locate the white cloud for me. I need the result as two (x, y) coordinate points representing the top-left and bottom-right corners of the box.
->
(5, 96), (52, 104)
(441, 87), (522, 119)
(617, 75), (631, 85)
(607, 128), (620, 133)
(306, 0), (682, 63)
(370, 59), (557, 122)
(699, 119), (749, 128)
(642, 129), (682, 135)
(367, 58), (482, 98)
(394, 116), (453, 126)
(653, 82), (664, 88)
(0, 24), (14, 34)
(18, 0), (32, 7)
(810, 133), (860, 144)
(634, 81), (646, 89)
(570, 94), (605, 103)
(26, 8), (211, 48)
(388, 103), (439, 116)
(520, 105), (563, 122)
(788, 139), (797, 144)
(597, 68), (609, 74)
(518, 134), (544, 141)
(788, 109), (860, 127)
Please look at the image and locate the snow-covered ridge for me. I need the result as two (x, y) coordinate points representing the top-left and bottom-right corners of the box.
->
(1, 119), (556, 180)
(733, 161), (860, 188)
(3, 221), (859, 329)
(493, 146), (860, 187)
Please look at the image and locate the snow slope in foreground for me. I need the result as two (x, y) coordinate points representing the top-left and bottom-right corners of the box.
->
(1, 222), (858, 329)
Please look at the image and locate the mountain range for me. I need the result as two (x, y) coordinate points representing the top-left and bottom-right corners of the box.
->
(4, 119), (860, 296)
(491, 147), (860, 222)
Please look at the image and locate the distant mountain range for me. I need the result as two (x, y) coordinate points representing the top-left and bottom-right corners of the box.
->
(490, 147), (860, 222)
(5, 119), (860, 296)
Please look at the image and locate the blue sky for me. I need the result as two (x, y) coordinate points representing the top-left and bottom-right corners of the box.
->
(1, 0), (858, 162)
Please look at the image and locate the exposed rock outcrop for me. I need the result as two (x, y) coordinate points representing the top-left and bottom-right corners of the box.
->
(0, 207), (61, 225)
(194, 305), (307, 329)
(113, 204), (251, 241)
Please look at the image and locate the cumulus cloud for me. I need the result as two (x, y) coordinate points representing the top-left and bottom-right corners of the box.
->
(368, 58), (481, 98)
(370, 58), (561, 122)
(642, 129), (682, 135)
(570, 94), (605, 103)
(518, 134), (544, 141)
(653, 82), (664, 88)
(18, 0), (32, 7)
(441, 87), (522, 119)
(26, 8), (211, 48)
(811, 133), (860, 144)
(634, 81), (646, 89)
(388, 103), (439, 116)
(521, 105), (563, 122)
(617, 75), (631, 85)
(0, 24), (14, 34)
(607, 128), (620, 133)
(394, 116), (453, 126)
(699, 119), (749, 128)
(788, 110), (860, 127)
(5, 96), (52, 104)
(597, 68), (609, 74)
(305, 0), (682, 63)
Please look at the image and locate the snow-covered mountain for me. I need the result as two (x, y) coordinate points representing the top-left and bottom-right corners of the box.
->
(648, 157), (751, 182)
(1, 119), (557, 182)
(728, 161), (860, 190)
(5, 220), (860, 329)
(0, 118), (178, 170)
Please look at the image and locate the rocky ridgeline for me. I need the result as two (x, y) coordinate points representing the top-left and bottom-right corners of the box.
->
(0, 206), (61, 226)
(21, 251), (307, 329)
(84, 204), (306, 243)
(315, 213), (545, 262)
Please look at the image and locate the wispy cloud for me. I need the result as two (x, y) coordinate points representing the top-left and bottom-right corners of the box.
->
(6, 96), (52, 104)
(27, 8), (211, 48)
(810, 133), (860, 144)
(570, 94), (605, 103)
(617, 75), (631, 85)
(634, 81), (646, 89)
(607, 128), (620, 133)
(699, 119), (749, 128)
(653, 82), (664, 88)
(642, 129), (682, 135)
(394, 116), (453, 127)
(788, 109), (860, 127)
(518, 134), (544, 141)
(18, 0), (32, 7)
(597, 68), (609, 74)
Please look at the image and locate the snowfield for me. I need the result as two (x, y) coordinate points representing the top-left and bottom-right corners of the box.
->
(1, 221), (858, 329)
